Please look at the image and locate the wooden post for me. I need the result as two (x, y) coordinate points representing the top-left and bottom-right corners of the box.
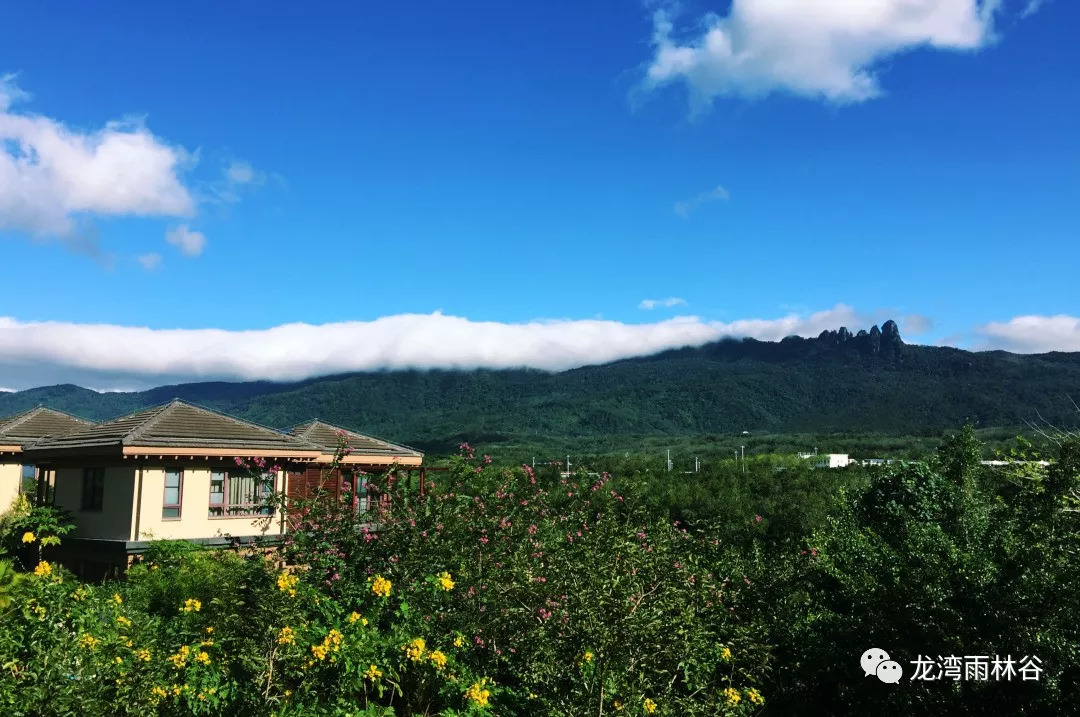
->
(419, 467), (426, 499)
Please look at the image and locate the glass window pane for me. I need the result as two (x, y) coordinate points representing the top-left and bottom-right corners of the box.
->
(163, 507), (179, 519)
(164, 487), (179, 504)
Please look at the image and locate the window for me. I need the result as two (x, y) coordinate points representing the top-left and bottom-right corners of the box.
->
(209, 469), (275, 517)
(163, 468), (183, 519)
(20, 465), (35, 495)
(340, 471), (371, 513)
(81, 467), (105, 511)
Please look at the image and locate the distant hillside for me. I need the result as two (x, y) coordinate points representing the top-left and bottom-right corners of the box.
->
(2, 320), (1079, 448)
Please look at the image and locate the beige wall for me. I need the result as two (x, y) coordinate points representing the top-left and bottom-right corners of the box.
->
(0, 462), (21, 515)
(134, 466), (286, 541)
(53, 466), (136, 541)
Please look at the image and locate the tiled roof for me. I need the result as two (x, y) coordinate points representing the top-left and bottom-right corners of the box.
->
(0, 407), (97, 447)
(287, 420), (422, 458)
(25, 400), (322, 454)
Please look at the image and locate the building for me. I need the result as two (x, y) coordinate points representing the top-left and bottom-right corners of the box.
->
(798, 452), (853, 469)
(0, 407), (97, 512)
(22, 400), (423, 578)
(284, 419), (424, 511)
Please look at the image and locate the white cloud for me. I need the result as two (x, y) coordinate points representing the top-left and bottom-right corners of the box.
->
(0, 74), (195, 239)
(137, 252), (163, 271)
(0, 305), (933, 391)
(976, 314), (1080, 353)
(226, 161), (256, 185)
(643, 0), (1013, 109)
(1021, 0), (1047, 17)
(207, 159), (266, 203)
(674, 185), (729, 217)
(165, 225), (206, 257)
(639, 297), (688, 310)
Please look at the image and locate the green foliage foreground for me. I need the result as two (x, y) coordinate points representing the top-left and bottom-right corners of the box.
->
(0, 428), (1078, 715)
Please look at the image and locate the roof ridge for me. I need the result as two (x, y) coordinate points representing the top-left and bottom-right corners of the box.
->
(0, 406), (97, 435)
(146, 399), (321, 448)
(301, 418), (422, 455)
(125, 399), (182, 444)
(0, 406), (41, 433)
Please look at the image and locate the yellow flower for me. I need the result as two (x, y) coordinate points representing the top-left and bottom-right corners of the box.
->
(124, 639), (134, 647)
(328, 628), (343, 646)
(151, 686), (168, 700)
(195, 651), (211, 665)
(464, 678), (493, 707)
(278, 626), (296, 645)
(182, 598), (201, 613)
(150, 564), (159, 571)
(136, 649), (152, 662)
(277, 571), (299, 597)
(453, 635), (464, 648)
(429, 650), (448, 671)
(437, 571), (455, 591)
(371, 575), (391, 598)
(283, 689), (291, 697)
(201, 639), (214, 647)
(723, 687), (741, 707)
(21, 531), (35, 544)
(114, 656), (123, 665)
(168, 645), (190, 668)
(116, 615), (132, 628)
(33, 561), (52, 578)
(612, 699), (623, 711)
(720, 646), (732, 661)
(311, 643), (329, 660)
(643, 697), (657, 714)
(205, 627), (214, 634)
(172, 684), (182, 696)
(364, 664), (383, 681)
(78, 634), (99, 650)
(32, 605), (46, 620)
(112, 593), (123, 605)
(348, 611), (362, 623)
(746, 688), (765, 706)
(403, 637), (426, 662)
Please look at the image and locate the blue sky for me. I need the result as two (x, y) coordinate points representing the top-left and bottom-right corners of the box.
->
(0, 0), (1078, 390)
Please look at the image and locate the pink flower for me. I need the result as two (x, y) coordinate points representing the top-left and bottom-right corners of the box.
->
(528, 524), (538, 535)
(755, 514), (763, 523)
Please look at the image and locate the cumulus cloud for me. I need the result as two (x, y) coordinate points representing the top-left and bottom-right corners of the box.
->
(639, 297), (688, 310)
(975, 314), (1080, 353)
(674, 185), (729, 217)
(165, 225), (206, 257)
(0, 74), (195, 239)
(642, 0), (1021, 110)
(0, 304), (931, 391)
(137, 252), (163, 271)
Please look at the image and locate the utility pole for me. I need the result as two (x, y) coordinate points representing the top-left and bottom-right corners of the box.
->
(740, 445), (745, 474)
(695, 456), (700, 473)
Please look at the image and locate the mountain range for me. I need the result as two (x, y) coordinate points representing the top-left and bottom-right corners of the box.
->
(2, 320), (1079, 451)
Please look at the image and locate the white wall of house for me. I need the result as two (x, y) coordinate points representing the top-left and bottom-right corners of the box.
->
(0, 462), (21, 514)
(133, 466), (286, 542)
(53, 466), (137, 541)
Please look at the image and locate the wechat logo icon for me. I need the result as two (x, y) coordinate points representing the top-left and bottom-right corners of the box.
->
(862, 648), (903, 684)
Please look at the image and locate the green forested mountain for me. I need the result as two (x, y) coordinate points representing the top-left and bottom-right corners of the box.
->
(2, 321), (1079, 449)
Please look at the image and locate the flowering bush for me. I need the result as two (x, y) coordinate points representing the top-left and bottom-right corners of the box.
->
(0, 443), (770, 715)
(282, 445), (771, 715)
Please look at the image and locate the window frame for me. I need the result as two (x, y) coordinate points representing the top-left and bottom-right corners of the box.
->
(162, 468), (184, 520)
(81, 467), (105, 512)
(208, 468), (276, 518)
